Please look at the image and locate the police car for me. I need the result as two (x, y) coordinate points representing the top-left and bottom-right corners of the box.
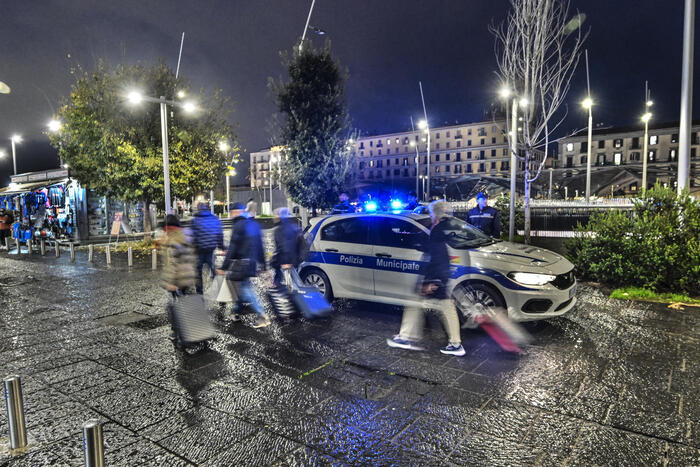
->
(299, 212), (576, 325)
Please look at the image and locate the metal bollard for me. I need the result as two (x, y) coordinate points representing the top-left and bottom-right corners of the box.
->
(88, 244), (94, 262)
(151, 249), (157, 270)
(127, 246), (133, 267)
(70, 243), (75, 262)
(82, 419), (104, 467)
(40, 238), (46, 256)
(105, 245), (111, 265)
(4, 375), (27, 450)
(25, 240), (31, 255)
(55, 242), (60, 258)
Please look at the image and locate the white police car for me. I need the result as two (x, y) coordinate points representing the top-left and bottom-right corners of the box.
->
(299, 212), (576, 325)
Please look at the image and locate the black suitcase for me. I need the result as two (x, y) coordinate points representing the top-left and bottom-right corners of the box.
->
(169, 294), (217, 344)
(284, 268), (333, 319)
(267, 286), (296, 317)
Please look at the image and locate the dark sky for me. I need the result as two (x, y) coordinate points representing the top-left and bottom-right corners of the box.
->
(0, 0), (697, 186)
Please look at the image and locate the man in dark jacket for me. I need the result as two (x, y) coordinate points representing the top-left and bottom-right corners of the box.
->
(191, 203), (224, 294)
(271, 207), (302, 287)
(467, 192), (501, 237)
(387, 200), (465, 356)
(218, 202), (270, 328)
(405, 191), (421, 211)
(331, 193), (355, 214)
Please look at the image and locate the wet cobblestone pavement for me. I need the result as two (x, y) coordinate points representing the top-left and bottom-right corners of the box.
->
(0, 249), (699, 466)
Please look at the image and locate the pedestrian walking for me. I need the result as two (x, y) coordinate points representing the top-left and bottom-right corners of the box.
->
(387, 200), (466, 356)
(160, 214), (197, 295)
(271, 207), (303, 287)
(331, 193), (355, 214)
(246, 198), (258, 218)
(218, 202), (270, 328)
(0, 208), (11, 249)
(467, 192), (501, 237)
(190, 202), (224, 294)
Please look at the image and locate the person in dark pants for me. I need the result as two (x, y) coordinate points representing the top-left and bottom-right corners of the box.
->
(331, 193), (355, 214)
(190, 202), (224, 294)
(405, 191), (421, 211)
(218, 202), (270, 328)
(467, 192), (501, 237)
(271, 207), (302, 287)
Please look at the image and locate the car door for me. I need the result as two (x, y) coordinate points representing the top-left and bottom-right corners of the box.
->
(370, 217), (429, 301)
(316, 216), (374, 295)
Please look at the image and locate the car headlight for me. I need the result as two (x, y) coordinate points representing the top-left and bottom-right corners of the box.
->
(508, 272), (556, 286)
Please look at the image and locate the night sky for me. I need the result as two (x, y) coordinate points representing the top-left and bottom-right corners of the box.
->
(0, 0), (697, 186)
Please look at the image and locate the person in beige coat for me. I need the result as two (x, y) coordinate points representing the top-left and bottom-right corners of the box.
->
(160, 214), (197, 294)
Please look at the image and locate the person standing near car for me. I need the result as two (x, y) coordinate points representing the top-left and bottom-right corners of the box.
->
(387, 200), (465, 356)
(271, 207), (303, 287)
(331, 193), (355, 214)
(246, 198), (258, 218)
(191, 202), (224, 294)
(405, 191), (421, 211)
(467, 192), (500, 237)
(218, 202), (270, 328)
(0, 208), (11, 249)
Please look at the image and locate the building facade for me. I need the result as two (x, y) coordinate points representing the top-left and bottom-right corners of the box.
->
(555, 121), (700, 194)
(249, 120), (520, 196)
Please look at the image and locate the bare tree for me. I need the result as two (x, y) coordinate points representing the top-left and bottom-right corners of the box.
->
(492, 0), (587, 242)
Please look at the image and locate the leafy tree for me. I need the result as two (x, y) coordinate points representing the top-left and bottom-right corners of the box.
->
(270, 42), (355, 213)
(49, 61), (238, 230)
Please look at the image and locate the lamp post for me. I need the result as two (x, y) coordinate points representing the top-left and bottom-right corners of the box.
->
(410, 140), (420, 198)
(126, 91), (197, 214)
(641, 107), (652, 197)
(678, 0), (695, 193)
(219, 141), (232, 216)
(499, 86), (518, 242)
(269, 155), (277, 213)
(582, 97), (593, 202)
(10, 135), (22, 175)
(419, 82), (430, 199)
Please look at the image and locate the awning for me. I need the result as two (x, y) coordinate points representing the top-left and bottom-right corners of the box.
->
(0, 178), (69, 195)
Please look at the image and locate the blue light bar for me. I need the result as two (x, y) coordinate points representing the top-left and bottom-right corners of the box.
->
(365, 201), (378, 212)
(390, 199), (403, 210)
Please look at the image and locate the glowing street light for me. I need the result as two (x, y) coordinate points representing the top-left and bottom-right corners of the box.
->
(498, 87), (512, 99)
(519, 97), (529, 108)
(10, 134), (22, 175)
(641, 111), (653, 196)
(582, 97), (594, 201)
(126, 90), (200, 214)
(48, 119), (62, 133)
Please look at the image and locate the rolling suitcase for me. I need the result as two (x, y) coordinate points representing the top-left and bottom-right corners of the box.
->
(170, 294), (217, 345)
(286, 269), (332, 319)
(474, 311), (531, 353)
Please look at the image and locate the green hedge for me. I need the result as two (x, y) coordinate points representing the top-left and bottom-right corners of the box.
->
(565, 185), (700, 295)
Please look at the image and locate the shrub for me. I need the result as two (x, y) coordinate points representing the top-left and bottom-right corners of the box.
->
(494, 195), (524, 240)
(566, 184), (700, 295)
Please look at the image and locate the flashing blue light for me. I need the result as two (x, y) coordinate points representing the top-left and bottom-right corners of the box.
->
(390, 199), (403, 210)
(365, 201), (378, 212)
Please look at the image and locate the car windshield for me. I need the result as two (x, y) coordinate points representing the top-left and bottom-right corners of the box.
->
(440, 216), (494, 249)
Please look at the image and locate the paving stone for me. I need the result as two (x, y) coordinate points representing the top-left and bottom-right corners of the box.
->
(522, 410), (583, 458)
(666, 442), (700, 465)
(448, 432), (539, 466)
(467, 399), (540, 443)
(413, 387), (490, 425)
(307, 394), (385, 427)
(606, 403), (690, 443)
(394, 415), (466, 460)
(273, 445), (345, 466)
(109, 394), (194, 431)
(567, 424), (666, 467)
(202, 429), (300, 466)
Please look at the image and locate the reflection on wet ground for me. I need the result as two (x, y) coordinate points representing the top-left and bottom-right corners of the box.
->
(0, 249), (698, 466)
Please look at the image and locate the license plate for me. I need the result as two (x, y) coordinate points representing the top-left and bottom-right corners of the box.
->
(568, 285), (577, 299)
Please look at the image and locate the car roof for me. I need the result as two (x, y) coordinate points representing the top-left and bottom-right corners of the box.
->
(323, 211), (430, 221)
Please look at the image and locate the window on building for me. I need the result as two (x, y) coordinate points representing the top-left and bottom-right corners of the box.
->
(468, 129), (472, 135)
(446, 154), (451, 161)
(370, 160), (374, 167)
(359, 161), (365, 169)
(614, 139), (623, 148)
(457, 141), (462, 148)
(445, 165), (451, 173)
(370, 141), (374, 147)
(596, 154), (606, 166)
(403, 157), (408, 166)
(436, 143), (440, 150)
(394, 169), (400, 176)
(479, 163), (485, 172)
(692, 147), (697, 158)
(492, 125), (498, 132)
(630, 152), (640, 161)
(614, 152), (622, 165)
(455, 165), (462, 173)
(446, 142), (451, 149)
(501, 161), (509, 170)
(360, 142), (365, 149)
(455, 131), (462, 139)
(491, 149), (496, 157)
(491, 137), (496, 144)
(377, 160), (383, 168)
(456, 153), (461, 161)
(490, 161), (496, 169)
(480, 138), (485, 145)
(478, 127), (486, 136)
(630, 137), (640, 149)
(404, 169), (409, 176)
(378, 149), (382, 155)
(468, 139), (472, 146)
(386, 159), (391, 166)
(467, 151), (472, 159)
(580, 142), (588, 153)
(669, 148), (677, 161)
(503, 148), (508, 155)
(648, 150), (656, 162)
(650, 135), (658, 145)
(566, 156), (573, 168)
(370, 150), (373, 156)
(467, 164), (473, 173)
(671, 133), (679, 143)
(580, 156), (587, 165)
(566, 143), (574, 152)
(446, 131), (451, 138)
(435, 166), (440, 173)
(360, 151), (364, 157)
(479, 150), (485, 159)
(435, 154), (440, 162)
(395, 158), (399, 164)
(403, 137), (409, 145)
(598, 140), (605, 149)
(386, 139), (391, 145)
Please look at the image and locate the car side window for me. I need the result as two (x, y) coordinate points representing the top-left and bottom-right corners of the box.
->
(321, 218), (369, 244)
(372, 218), (428, 250)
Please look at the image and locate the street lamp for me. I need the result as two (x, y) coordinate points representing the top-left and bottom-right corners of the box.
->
(641, 109), (652, 197)
(499, 86), (519, 242)
(10, 134), (22, 175)
(126, 91), (198, 214)
(582, 97), (593, 202)
(47, 119), (64, 167)
(219, 141), (232, 216)
(269, 155), (277, 212)
(418, 119), (430, 200)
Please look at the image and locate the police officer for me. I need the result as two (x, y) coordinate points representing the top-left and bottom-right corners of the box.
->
(405, 191), (421, 211)
(331, 193), (355, 214)
(467, 192), (501, 237)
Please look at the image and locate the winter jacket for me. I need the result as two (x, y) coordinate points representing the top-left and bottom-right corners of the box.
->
(191, 209), (224, 252)
(161, 228), (197, 291)
(0, 213), (10, 231)
(331, 200), (355, 214)
(221, 215), (265, 280)
(271, 218), (302, 268)
(467, 205), (501, 237)
(422, 217), (452, 300)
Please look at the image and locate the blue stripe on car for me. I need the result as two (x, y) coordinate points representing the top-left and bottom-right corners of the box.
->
(306, 251), (533, 291)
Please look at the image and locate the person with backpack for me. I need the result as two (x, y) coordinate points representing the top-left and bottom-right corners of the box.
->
(190, 202), (224, 294)
(271, 207), (305, 287)
(217, 202), (270, 328)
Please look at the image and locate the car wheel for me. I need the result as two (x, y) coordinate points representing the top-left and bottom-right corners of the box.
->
(300, 268), (333, 301)
(452, 282), (506, 329)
